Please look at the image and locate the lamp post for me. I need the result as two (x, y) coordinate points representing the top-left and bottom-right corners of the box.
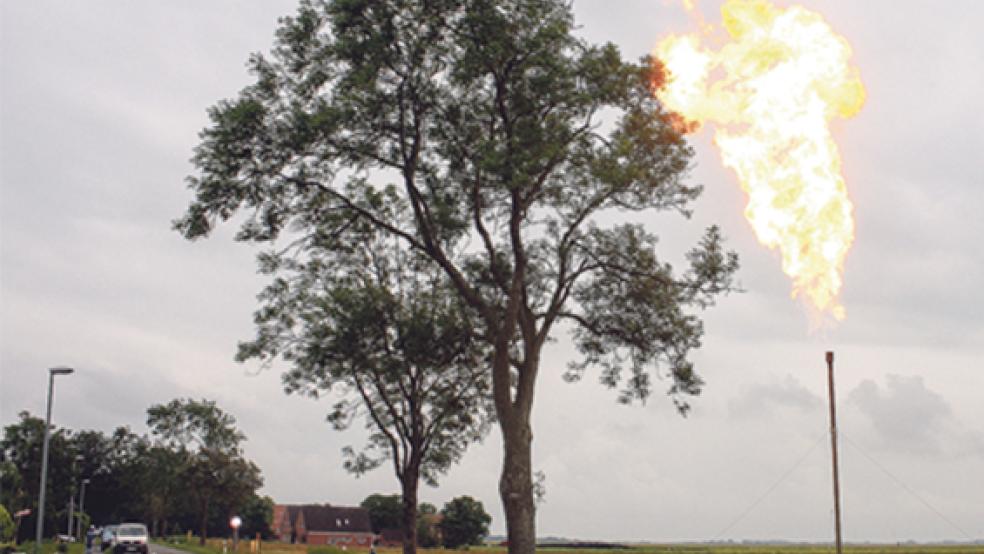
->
(68, 454), (83, 538)
(35, 366), (75, 554)
(230, 516), (242, 553)
(78, 479), (90, 541)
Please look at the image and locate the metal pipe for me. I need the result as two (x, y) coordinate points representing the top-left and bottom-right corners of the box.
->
(826, 351), (843, 554)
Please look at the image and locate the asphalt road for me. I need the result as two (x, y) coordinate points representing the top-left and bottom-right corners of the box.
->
(147, 544), (190, 554)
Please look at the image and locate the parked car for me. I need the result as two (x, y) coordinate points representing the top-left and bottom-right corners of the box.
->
(113, 523), (149, 554)
(101, 525), (118, 549)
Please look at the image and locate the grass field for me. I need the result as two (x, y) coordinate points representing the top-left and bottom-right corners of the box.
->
(156, 539), (984, 554)
(2, 541), (86, 554)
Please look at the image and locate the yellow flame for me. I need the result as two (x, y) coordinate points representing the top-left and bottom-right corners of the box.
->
(656, 0), (865, 321)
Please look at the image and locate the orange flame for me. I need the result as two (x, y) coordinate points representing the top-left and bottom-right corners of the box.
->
(655, 0), (865, 321)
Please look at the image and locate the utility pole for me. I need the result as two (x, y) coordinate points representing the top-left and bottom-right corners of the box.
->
(826, 351), (843, 554)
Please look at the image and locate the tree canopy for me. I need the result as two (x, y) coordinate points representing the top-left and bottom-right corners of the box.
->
(147, 399), (261, 545)
(239, 227), (493, 554)
(1, 405), (267, 543)
(361, 494), (402, 533)
(177, 1), (738, 552)
(147, 398), (245, 454)
(439, 496), (491, 549)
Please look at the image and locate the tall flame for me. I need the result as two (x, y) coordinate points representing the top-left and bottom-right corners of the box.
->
(655, 0), (865, 321)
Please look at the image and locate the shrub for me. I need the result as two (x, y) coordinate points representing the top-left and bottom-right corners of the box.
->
(0, 506), (13, 543)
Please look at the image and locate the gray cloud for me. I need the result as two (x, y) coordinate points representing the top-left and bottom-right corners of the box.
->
(728, 375), (823, 419)
(847, 374), (951, 455)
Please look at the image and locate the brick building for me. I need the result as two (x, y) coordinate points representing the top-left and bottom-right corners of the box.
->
(272, 504), (375, 547)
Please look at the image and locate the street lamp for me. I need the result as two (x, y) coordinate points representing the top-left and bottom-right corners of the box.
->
(35, 366), (75, 554)
(230, 516), (242, 553)
(68, 454), (84, 539)
(77, 479), (90, 541)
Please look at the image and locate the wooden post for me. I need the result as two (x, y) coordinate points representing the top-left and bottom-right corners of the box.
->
(826, 351), (843, 554)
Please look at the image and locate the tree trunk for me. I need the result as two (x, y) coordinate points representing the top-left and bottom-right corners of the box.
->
(199, 497), (209, 546)
(400, 469), (419, 554)
(500, 415), (535, 554)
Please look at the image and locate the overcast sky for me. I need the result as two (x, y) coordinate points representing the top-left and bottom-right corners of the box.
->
(2, 0), (982, 544)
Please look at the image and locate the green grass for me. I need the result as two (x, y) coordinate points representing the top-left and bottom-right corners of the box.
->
(156, 542), (984, 554)
(527, 546), (983, 554)
(5, 541), (86, 554)
(407, 545), (984, 554)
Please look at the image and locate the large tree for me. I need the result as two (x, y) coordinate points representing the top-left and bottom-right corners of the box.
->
(238, 223), (492, 554)
(176, 1), (738, 552)
(147, 399), (262, 545)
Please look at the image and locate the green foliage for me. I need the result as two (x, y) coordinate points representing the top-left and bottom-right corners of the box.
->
(1, 413), (82, 541)
(177, 0), (739, 548)
(416, 512), (441, 548)
(147, 399), (245, 454)
(147, 398), (262, 544)
(360, 494), (402, 533)
(239, 495), (274, 539)
(0, 505), (14, 542)
(176, 0), (737, 421)
(0, 461), (21, 509)
(242, 234), (494, 487)
(439, 496), (490, 549)
(2, 400), (264, 544)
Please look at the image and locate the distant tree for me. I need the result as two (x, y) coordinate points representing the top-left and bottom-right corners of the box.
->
(2, 404), (267, 541)
(147, 399), (261, 544)
(239, 495), (274, 539)
(174, 1), (739, 553)
(0, 412), (75, 541)
(98, 427), (149, 524)
(2, 420), (142, 531)
(70, 428), (140, 528)
(415, 503), (440, 548)
(238, 224), (493, 554)
(0, 461), (22, 513)
(360, 494), (402, 533)
(146, 399), (245, 453)
(127, 441), (190, 536)
(439, 497), (490, 549)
